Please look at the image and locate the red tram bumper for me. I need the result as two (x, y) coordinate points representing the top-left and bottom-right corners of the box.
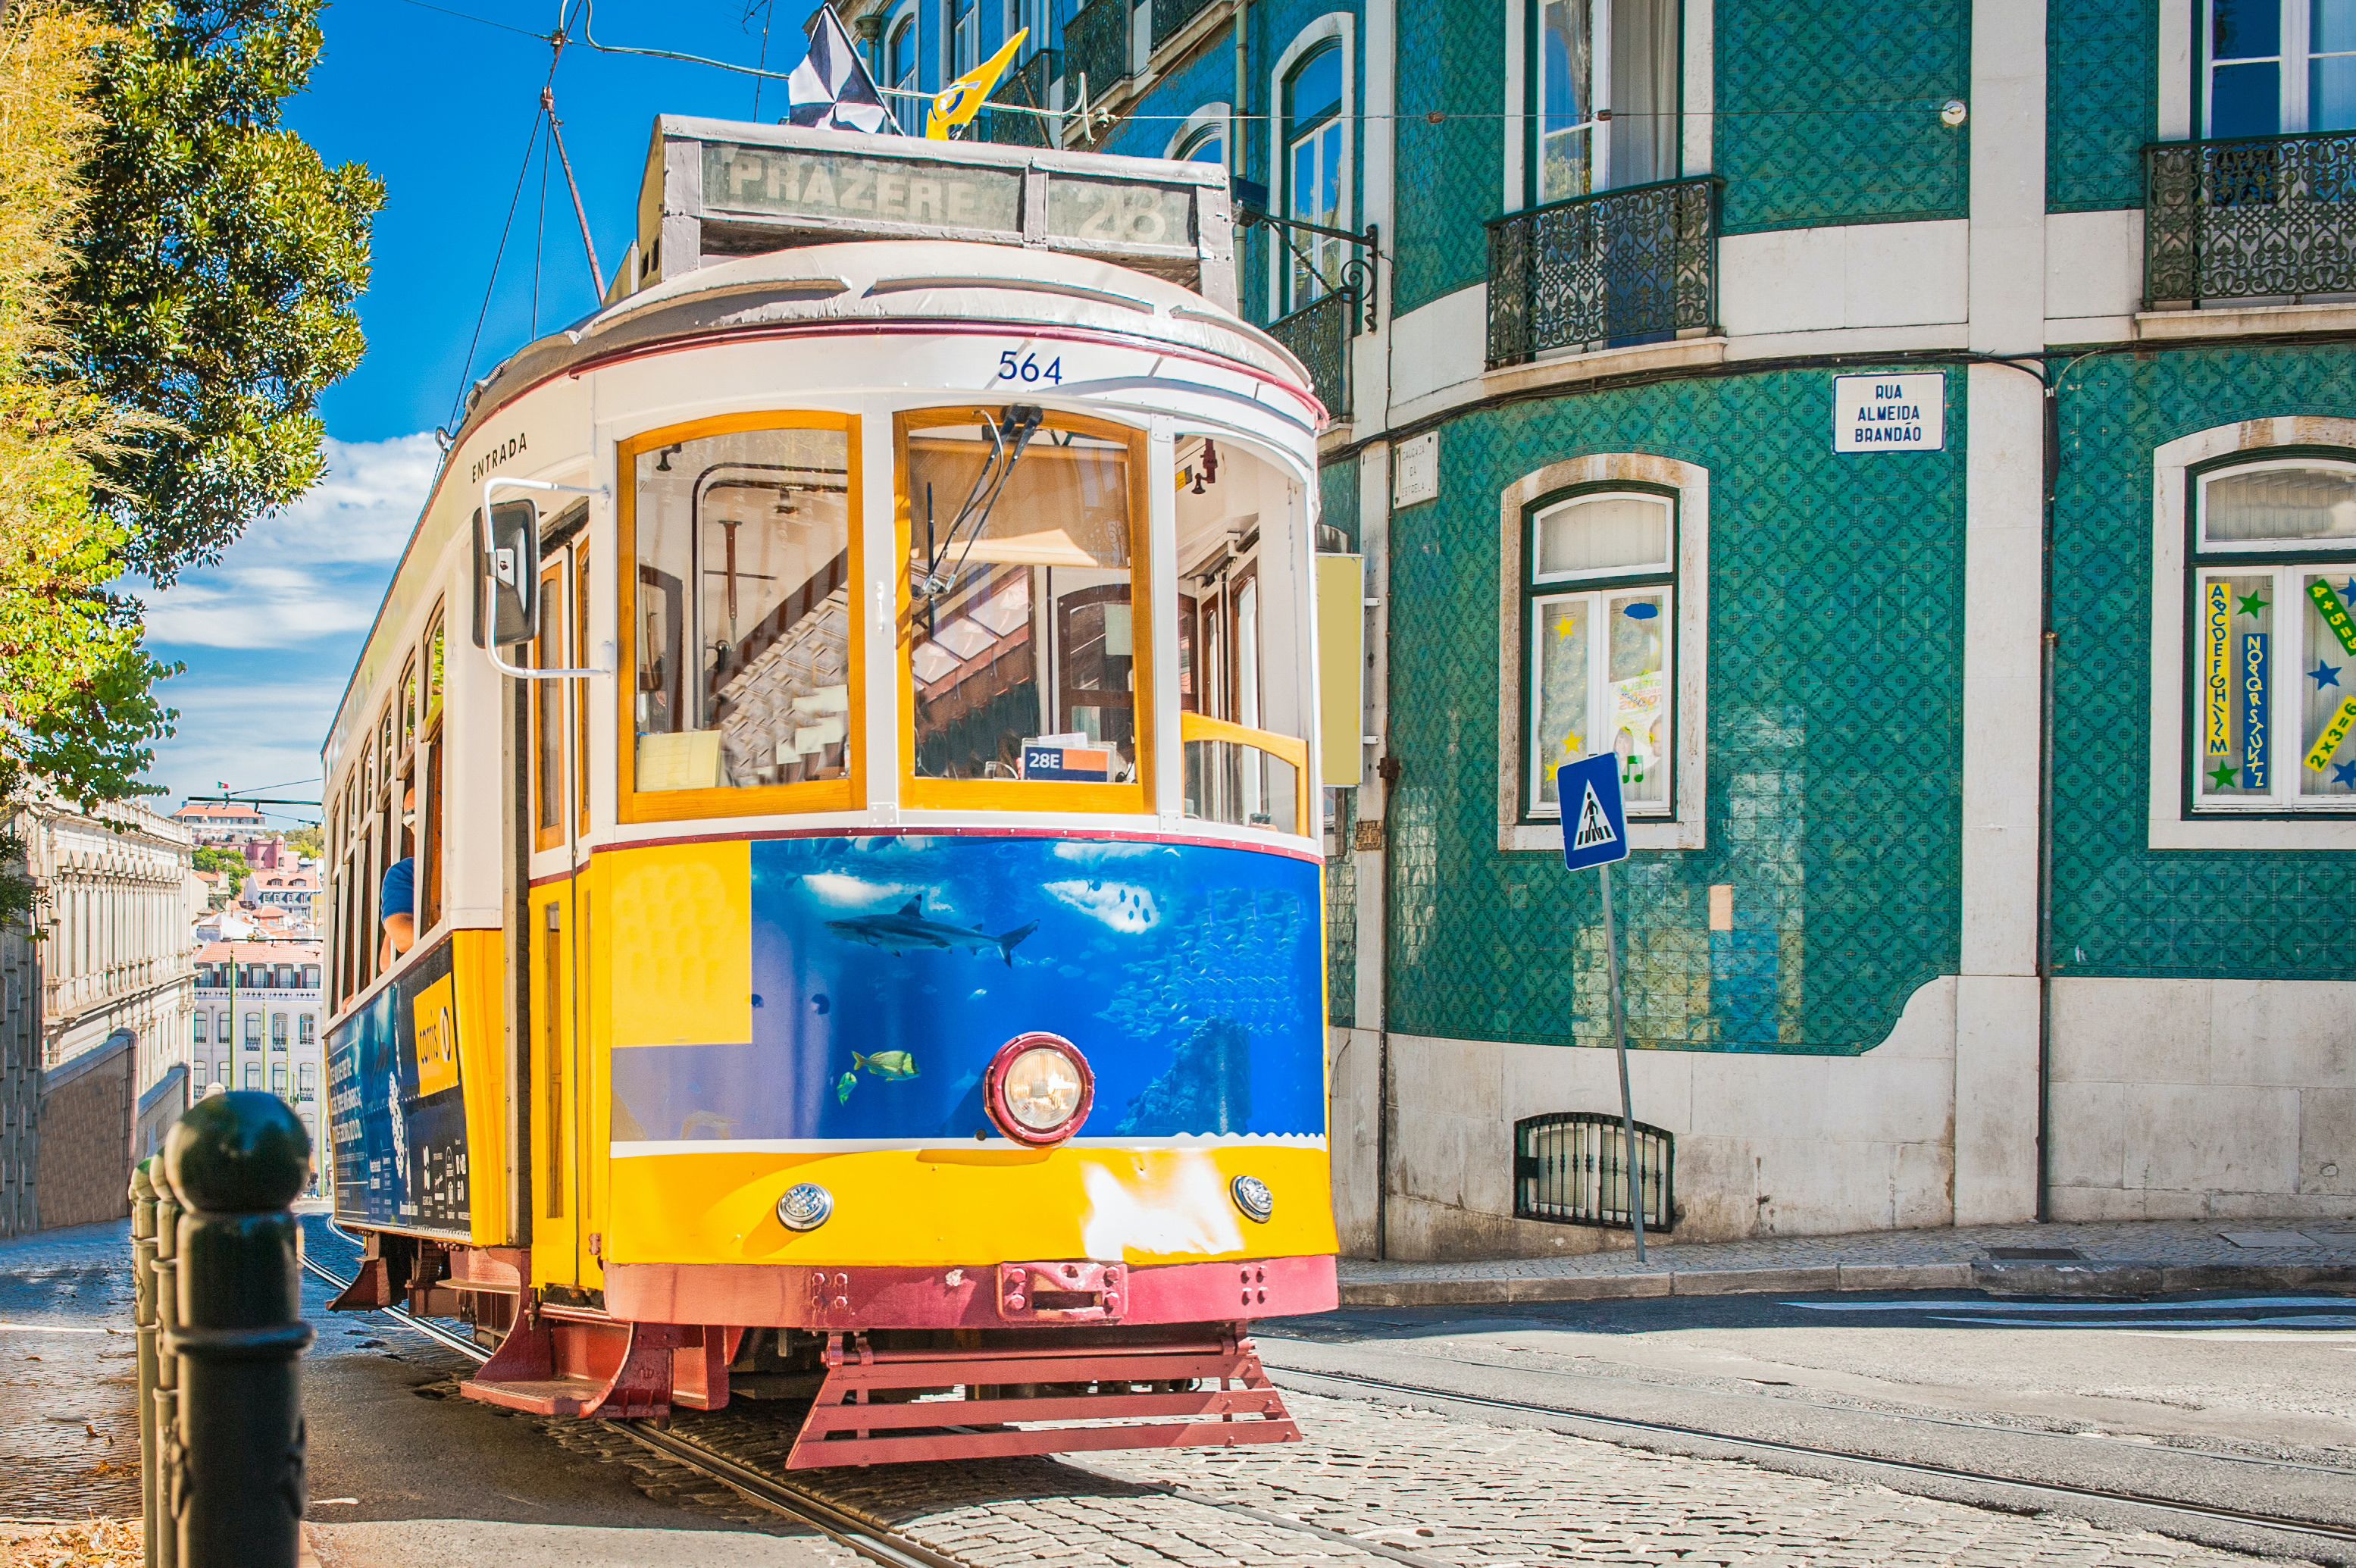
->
(430, 1254), (1334, 1467)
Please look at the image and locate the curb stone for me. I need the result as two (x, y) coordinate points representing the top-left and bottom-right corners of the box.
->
(1338, 1259), (2356, 1310)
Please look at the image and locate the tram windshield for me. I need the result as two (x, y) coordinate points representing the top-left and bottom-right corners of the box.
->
(630, 422), (854, 793)
(903, 415), (1143, 785)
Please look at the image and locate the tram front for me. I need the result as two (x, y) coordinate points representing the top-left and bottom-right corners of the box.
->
(398, 121), (1354, 1467)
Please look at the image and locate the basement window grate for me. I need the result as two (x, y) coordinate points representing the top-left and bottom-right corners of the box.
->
(1513, 1113), (1675, 1233)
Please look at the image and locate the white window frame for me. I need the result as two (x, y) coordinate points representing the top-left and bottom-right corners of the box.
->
(1166, 102), (1232, 165)
(1523, 493), (1676, 818)
(887, 7), (918, 94)
(2204, 0), (2356, 135)
(1498, 453), (1708, 851)
(1267, 15), (1356, 318)
(2148, 417), (2356, 848)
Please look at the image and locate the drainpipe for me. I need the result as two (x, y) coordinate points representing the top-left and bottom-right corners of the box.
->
(1373, 755), (1400, 1260)
(2035, 371), (2060, 1225)
(1232, 0), (1249, 195)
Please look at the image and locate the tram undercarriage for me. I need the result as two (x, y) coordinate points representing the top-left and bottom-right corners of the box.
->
(328, 1232), (1312, 1466)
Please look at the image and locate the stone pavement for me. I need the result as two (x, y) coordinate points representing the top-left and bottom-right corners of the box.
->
(0, 1221), (141, 1523)
(1340, 1219), (2356, 1307)
(1078, 1389), (2300, 1568)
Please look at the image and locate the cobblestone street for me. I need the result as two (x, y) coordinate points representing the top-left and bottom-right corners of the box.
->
(5, 1217), (2342, 1566)
(0, 1222), (139, 1523)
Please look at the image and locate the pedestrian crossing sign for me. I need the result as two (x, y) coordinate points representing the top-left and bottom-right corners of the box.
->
(1557, 753), (1630, 872)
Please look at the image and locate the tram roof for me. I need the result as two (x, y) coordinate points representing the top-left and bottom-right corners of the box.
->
(449, 238), (1313, 455)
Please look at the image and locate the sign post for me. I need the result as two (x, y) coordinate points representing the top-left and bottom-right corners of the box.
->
(1557, 753), (1646, 1263)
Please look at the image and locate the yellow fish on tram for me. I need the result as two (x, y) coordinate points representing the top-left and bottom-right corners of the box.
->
(318, 117), (1361, 1466)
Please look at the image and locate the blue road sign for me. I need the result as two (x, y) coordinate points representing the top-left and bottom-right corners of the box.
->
(1557, 753), (1630, 872)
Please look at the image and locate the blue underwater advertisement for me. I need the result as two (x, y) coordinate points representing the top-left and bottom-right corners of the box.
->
(328, 939), (471, 1232)
(610, 834), (1327, 1150)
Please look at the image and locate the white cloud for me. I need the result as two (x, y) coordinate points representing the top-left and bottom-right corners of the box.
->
(143, 565), (383, 649)
(139, 431), (439, 651)
(241, 432), (442, 566)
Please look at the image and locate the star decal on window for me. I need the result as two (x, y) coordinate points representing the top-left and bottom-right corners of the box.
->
(2312, 659), (2342, 690)
(2236, 588), (2270, 618)
(2207, 759), (2242, 790)
(2335, 759), (2356, 788)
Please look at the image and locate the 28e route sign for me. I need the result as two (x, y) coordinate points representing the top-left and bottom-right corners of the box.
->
(1556, 753), (1629, 872)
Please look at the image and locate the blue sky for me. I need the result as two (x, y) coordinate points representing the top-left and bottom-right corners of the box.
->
(139, 0), (824, 815)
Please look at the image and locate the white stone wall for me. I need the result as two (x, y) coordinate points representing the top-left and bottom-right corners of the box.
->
(1339, 979), (1960, 1259)
(2047, 977), (2356, 1222)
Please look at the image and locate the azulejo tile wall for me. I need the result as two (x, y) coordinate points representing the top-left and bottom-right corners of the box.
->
(1390, 0), (1503, 315)
(2046, 0), (2156, 214)
(2051, 346), (2356, 978)
(1385, 368), (1967, 1054)
(1713, 0), (1972, 235)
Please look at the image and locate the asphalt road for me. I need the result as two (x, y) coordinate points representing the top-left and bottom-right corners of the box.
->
(1258, 1290), (2356, 1560)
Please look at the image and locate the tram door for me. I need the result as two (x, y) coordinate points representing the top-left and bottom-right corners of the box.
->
(527, 542), (592, 1290)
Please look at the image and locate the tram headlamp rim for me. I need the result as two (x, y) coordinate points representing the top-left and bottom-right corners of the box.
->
(983, 1032), (1094, 1147)
(1231, 1174), (1275, 1223)
(777, 1181), (834, 1232)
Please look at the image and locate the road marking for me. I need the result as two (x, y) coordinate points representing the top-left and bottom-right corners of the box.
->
(1780, 1294), (2354, 1314)
(1931, 1313), (2356, 1331)
(0, 1322), (109, 1335)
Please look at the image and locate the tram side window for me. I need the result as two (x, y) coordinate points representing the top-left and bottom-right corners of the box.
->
(630, 424), (855, 793)
(904, 415), (1144, 785)
(419, 609), (446, 929)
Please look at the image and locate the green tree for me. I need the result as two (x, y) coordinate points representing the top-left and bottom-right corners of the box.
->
(70, 0), (383, 581)
(0, 1), (172, 925)
(190, 841), (247, 887)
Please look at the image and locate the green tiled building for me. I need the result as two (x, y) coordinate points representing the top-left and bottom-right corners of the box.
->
(837, 0), (2356, 1256)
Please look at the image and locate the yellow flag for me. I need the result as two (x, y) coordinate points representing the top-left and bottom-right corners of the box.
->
(927, 29), (1027, 138)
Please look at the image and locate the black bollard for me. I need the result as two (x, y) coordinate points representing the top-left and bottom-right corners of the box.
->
(130, 1160), (159, 1568)
(149, 1156), (183, 1568)
(161, 1091), (314, 1568)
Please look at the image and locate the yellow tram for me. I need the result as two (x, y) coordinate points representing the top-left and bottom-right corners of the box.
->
(320, 117), (1357, 1466)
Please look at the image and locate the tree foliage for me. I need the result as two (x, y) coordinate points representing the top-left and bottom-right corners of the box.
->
(1, 0), (376, 928)
(70, 0), (383, 582)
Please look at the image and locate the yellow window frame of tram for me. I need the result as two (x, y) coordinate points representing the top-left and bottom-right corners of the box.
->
(894, 406), (1156, 816)
(615, 411), (868, 825)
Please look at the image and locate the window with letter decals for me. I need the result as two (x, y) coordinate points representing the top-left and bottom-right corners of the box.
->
(2189, 455), (2356, 812)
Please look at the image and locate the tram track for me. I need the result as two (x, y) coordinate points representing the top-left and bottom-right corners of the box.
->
(1272, 1363), (2356, 1554)
(299, 1243), (2356, 1564)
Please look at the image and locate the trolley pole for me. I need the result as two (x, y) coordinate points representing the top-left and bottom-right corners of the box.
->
(1556, 753), (1646, 1264)
(162, 1091), (315, 1568)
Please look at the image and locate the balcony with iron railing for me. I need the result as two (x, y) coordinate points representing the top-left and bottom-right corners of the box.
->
(1266, 288), (1357, 421)
(983, 49), (1059, 149)
(1062, 0), (1130, 102)
(2145, 131), (2356, 308)
(1485, 175), (1721, 370)
(1151, 0), (1217, 49)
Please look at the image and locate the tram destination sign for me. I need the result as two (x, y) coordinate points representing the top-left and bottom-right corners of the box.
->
(705, 142), (1025, 236)
(699, 139), (1200, 252)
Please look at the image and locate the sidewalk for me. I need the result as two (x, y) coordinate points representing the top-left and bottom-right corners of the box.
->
(1336, 1218), (2356, 1307)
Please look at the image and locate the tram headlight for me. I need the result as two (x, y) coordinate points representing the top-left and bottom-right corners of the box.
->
(984, 1034), (1094, 1146)
(1231, 1174), (1275, 1223)
(777, 1182), (834, 1232)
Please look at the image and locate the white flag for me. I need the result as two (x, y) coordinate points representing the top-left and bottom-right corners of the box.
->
(786, 8), (901, 134)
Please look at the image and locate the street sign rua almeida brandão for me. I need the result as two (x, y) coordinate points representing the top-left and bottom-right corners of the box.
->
(1554, 753), (1649, 1262)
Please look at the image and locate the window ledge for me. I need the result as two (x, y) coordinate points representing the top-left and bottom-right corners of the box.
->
(2135, 300), (2356, 341)
(1500, 818), (1703, 853)
(2148, 812), (2356, 850)
(1483, 334), (1726, 402)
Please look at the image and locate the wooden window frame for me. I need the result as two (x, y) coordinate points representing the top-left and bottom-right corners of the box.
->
(895, 405), (1156, 816)
(574, 545), (593, 837)
(532, 560), (569, 853)
(616, 411), (867, 825)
